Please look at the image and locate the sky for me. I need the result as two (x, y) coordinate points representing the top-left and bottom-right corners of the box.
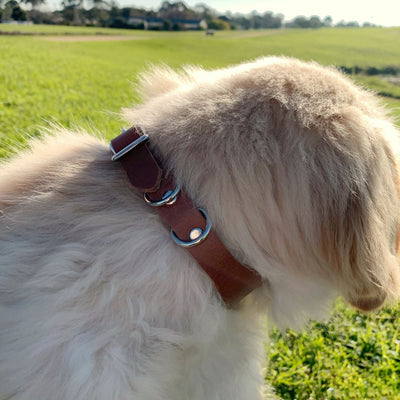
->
(111, 0), (400, 27)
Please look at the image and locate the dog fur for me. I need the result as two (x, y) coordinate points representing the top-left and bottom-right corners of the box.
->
(1, 57), (400, 400)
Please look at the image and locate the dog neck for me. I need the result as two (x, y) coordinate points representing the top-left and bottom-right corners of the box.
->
(110, 126), (262, 308)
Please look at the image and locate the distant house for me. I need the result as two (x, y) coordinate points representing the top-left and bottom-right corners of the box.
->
(127, 17), (164, 30)
(127, 17), (145, 28)
(1, 20), (33, 25)
(169, 18), (207, 30)
(127, 16), (207, 31)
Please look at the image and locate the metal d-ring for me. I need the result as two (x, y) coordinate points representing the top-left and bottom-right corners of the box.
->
(171, 208), (212, 248)
(143, 185), (181, 207)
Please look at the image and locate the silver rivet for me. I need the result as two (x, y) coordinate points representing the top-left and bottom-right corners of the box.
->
(189, 228), (203, 240)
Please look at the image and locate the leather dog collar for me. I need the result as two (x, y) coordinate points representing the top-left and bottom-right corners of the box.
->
(110, 126), (262, 307)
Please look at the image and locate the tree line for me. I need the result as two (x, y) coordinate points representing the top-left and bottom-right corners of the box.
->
(0, 0), (378, 30)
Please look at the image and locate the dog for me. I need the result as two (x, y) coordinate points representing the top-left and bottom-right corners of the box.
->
(1, 57), (400, 400)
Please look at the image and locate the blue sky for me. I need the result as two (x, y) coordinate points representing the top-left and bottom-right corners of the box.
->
(45, 0), (400, 26)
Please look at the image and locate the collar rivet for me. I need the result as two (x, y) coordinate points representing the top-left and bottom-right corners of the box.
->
(190, 228), (203, 240)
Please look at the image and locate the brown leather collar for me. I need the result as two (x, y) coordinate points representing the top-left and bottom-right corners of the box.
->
(110, 126), (262, 307)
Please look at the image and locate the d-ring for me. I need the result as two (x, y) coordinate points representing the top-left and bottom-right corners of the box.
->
(171, 208), (212, 248)
(143, 185), (181, 207)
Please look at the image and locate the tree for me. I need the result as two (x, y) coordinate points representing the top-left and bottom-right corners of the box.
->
(323, 16), (332, 27)
(309, 15), (323, 28)
(288, 16), (310, 28)
(158, 1), (197, 19)
(249, 11), (283, 29)
(249, 11), (262, 29)
(335, 20), (360, 28)
(193, 2), (215, 20)
(3, 0), (27, 20)
(61, 0), (83, 25)
(20, 0), (45, 10)
(229, 13), (250, 30)
(90, 0), (108, 8)
(345, 21), (360, 27)
(207, 18), (230, 30)
(285, 15), (324, 29)
(262, 11), (282, 28)
(2, 0), (13, 19)
(363, 22), (374, 27)
(86, 0), (111, 26)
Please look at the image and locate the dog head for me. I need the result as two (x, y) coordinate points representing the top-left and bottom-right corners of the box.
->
(123, 57), (400, 326)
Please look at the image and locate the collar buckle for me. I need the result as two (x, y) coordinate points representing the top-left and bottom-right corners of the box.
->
(110, 134), (149, 161)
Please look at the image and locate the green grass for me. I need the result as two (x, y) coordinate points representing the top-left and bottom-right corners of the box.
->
(354, 75), (400, 98)
(2, 27), (400, 159)
(2, 25), (400, 64)
(267, 301), (400, 400)
(1, 26), (400, 399)
(383, 98), (400, 123)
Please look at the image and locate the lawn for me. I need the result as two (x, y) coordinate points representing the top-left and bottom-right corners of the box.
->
(1, 26), (400, 399)
(1, 27), (400, 158)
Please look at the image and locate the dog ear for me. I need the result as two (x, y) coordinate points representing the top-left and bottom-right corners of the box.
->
(337, 186), (397, 311)
(315, 126), (400, 311)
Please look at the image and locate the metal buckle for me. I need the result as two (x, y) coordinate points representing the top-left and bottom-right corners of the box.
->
(110, 134), (149, 161)
(143, 185), (181, 207)
(171, 208), (212, 248)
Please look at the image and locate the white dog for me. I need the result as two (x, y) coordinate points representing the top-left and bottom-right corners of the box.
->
(1, 57), (400, 400)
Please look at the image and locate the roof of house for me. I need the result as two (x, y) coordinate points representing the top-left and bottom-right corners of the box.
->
(129, 16), (164, 23)
(169, 18), (203, 24)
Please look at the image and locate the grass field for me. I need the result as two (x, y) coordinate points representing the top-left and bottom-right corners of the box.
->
(1, 26), (400, 157)
(1, 26), (400, 399)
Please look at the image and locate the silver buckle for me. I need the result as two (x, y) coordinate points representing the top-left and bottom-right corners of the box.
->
(171, 208), (212, 248)
(110, 134), (149, 161)
(143, 185), (181, 207)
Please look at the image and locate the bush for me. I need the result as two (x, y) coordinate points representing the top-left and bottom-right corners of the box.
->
(163, 19), (172, 30)
(171, 22), (180, 31)
(339, 65), (400, 76)
(366, 66), (379, 75)
(207, 18), (230, 30)
(109, 16), (128, 29)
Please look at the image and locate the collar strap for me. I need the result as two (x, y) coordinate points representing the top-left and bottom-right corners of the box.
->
(110, 126), (262, 307)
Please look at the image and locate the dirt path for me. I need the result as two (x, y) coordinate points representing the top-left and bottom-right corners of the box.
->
(226, 30), (281, 39)
(40, 35), (146, 42)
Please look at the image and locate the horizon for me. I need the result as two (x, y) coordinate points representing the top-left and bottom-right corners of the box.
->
(43, 0), (400, 27)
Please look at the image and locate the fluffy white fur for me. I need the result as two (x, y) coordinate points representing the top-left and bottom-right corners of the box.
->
(1, 57), (400, 400)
